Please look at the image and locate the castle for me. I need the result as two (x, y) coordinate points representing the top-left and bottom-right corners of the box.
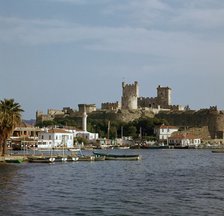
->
(36, 81), (183, 123)
(102, 81), (183, 112)
(35, 81), (224, 139)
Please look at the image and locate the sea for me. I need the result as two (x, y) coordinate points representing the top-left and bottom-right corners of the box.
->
(1, 149), (224, 216)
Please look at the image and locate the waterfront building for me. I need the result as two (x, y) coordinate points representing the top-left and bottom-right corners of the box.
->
(10, 123), (40, 149)
(74, 130), (99, 140)
(154, 125), (179, 143)
(38, 128), (74, 149)
(168, 134), (201, 148)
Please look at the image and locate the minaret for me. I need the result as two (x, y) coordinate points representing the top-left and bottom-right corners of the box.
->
(82, 108), (88, 132)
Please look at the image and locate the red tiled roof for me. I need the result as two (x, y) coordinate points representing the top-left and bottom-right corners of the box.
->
(47, 129), (71, 134)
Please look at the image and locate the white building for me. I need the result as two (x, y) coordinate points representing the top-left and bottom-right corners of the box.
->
(154, 125), (179, 141)
(38, 128), (74, 149)
(73, 130), (99, 141)
(168, 134), (201, 148)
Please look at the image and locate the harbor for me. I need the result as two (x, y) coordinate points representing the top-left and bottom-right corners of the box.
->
(0, 148), (141, 164)
(1, 149), (224, 216)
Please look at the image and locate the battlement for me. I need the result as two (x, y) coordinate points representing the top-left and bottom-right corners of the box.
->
(78, 104), (96, 113)
(48, 109), (65, 116)
(101, 101), (121, 110)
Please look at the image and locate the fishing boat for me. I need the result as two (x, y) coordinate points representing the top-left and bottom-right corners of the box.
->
(94, 155), (106, 161)
(67, 155), (79, 162)
(54, 155), (67, 162)
(73, 149), (95, 161)
(93, 151), (141, 160)
(5, 157), (24, 163)
(27, 156), (55, 163)
(78, 155), (95, 161)
(212, 149), (224, 153)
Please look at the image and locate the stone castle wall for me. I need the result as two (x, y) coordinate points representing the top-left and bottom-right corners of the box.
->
(156, 109), (224, 139)
(101, 102), (121, 110)
(78, 104), (96, 113)
(138, 97), (158, 108)
(137, 85), (172, 110)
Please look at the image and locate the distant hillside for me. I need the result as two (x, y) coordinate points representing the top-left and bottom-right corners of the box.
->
(23, 119), (36, 126)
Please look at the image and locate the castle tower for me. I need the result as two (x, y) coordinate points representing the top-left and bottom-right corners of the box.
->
(157, 85), (172, 108)
(121, 81), (139, 110)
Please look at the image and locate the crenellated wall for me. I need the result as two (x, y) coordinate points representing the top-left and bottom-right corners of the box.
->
(101, 101), (121, 110)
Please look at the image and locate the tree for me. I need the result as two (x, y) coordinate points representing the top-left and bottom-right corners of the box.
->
(0, 99), (24, 156)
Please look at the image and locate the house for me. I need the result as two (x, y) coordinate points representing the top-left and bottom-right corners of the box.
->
(168, 134), (201, 148)
(38, 128), (74, 149)
(154, 125), (179, 143)
(10, 123), (41, 149)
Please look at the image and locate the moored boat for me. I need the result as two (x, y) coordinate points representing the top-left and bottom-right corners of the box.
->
(67, 155), (79, 162)
(78, 155), (95, 161)
(93, 151), (141, 160)
(5, 157), (24, 163)
(94, 155), (106, 161)
(27, 156), (55, 163)
(212, 149), (224, 153)
(54, 155), (67, 162)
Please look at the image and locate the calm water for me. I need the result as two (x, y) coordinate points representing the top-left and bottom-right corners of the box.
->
(1, 149), (224, 216)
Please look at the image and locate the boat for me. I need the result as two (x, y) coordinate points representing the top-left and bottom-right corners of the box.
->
(73, 149), (95, 161)
(27, 156), (55, 163)
(54, 155), (67, 162)
(5, 157), (24, 163)
(93, 151), (141, 160)
(67, 155), (79, 162)
(113, 145), (130, 149)
(78, 155), (95, 161)
(94, 155), (106, 161)
(212, 149), (224, 153)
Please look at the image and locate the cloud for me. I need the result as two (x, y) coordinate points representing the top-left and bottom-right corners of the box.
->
(45, 0), (112, 4)
(103, 0), (224, 31)
(0, 15), (223, 64)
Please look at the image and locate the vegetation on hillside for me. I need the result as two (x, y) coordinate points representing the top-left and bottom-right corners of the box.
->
(36, 115), (168, 141)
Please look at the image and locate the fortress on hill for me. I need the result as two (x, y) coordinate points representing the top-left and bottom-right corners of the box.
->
(36, 81), (224, 140)
(101, 81), (184, 111)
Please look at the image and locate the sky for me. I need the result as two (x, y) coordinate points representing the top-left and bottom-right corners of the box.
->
(0, 0), (224, 119)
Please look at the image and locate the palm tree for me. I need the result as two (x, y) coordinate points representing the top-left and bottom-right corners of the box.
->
(0, 99), (24, 156)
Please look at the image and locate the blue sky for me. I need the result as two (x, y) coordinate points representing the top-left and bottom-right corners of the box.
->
(0, 0), (224, 119)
